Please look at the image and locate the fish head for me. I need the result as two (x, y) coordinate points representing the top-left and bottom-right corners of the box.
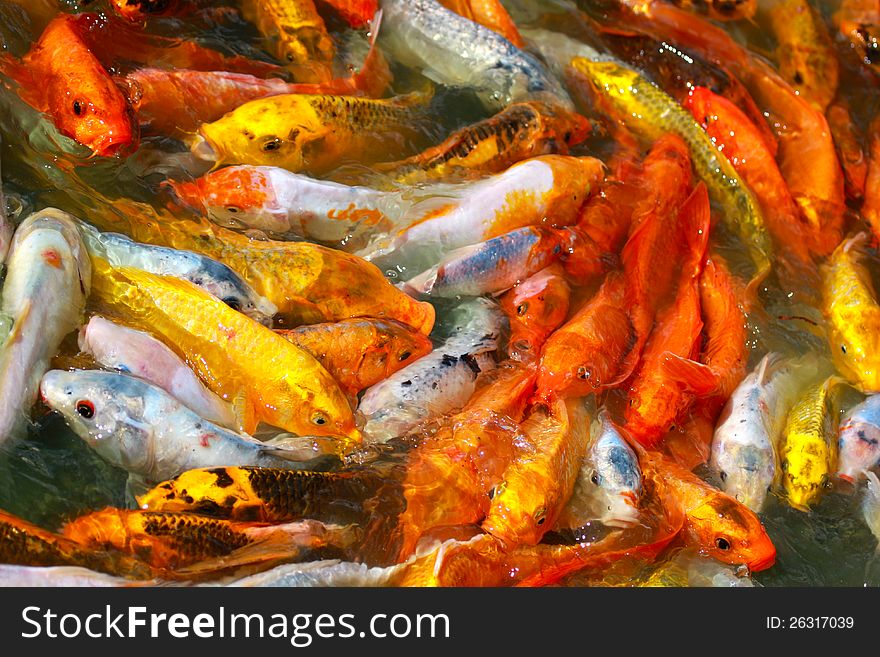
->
(782, 439), (829, 511)
(40, 370), (154, 469)
(838, 419), (880, 483)
(484, 474), (551, 547)
(190, 255), (277, 326)
(501, 269), (570, 360)
(686, 493), (776, 572)
(537, 332), (618, 399)
(711, 440), (774, 513)
(193, 97), (324, 172)
(39, 39), (137, 157)
(167, 167), (291, 235)
(367, 321), (434, 382)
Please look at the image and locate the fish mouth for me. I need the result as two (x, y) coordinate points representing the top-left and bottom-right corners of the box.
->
(89, 128), (138, 159)
(747, 547), (777, 572)
(190, 133), (219, 162)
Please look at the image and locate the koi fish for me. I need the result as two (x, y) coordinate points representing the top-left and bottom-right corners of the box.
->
(377, 101), (591, 184)
(167, 165), (402, 249)
(403, 226), (577, 298)
(191, 90), (434, 174)
(638, 448), (776, 571)
(821, 233), (880, 393)
(555, 408), (642, 530)
(276, 317), (433, 395)
(78, 315), (236, 428)
(499, 265), (571, 363)
(361, 155), (604, 273)
(779, 376), (844, 511)
(241, 0), (335, 82)
(89, 259), (360, 445)
(0, 209), (91, 447)
(379, 0), (572, 110)
(39, 370), (318, 483)
(624, 183), (716, 447)
(483, 396), (590, 546)
(1, 13), (137, 156)
(358, 298), (503, 442)
(838, 393), (880, 483)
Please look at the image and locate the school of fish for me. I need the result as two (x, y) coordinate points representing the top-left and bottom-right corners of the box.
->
(0, 0), (879, 588)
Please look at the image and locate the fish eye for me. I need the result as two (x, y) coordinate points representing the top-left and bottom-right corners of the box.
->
(312, 413), (328, 426)
(261, 137), (283, 152)
(577, 366), (591, 380)
(516, 302), (529, 316)
(226, 206), (240, 214)
(398, 350), (412, 362)
(75, 400), (95, 419)
(72, 100), (84, 116)
(590, 473), (600, 485)
(715, 537), (731, 551)
(222, 297), (242, 312)
(720, 471), (727, 482)
(841, 345), (847, 354)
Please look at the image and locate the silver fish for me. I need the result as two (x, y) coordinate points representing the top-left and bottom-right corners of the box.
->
(710, 353), (825, 512)
(39, 369), (319, 483)
(838, 394), (880, 483)
(0, 134), (13, 266)
(358, 298), (503, 442)
(0, 208), (91, 447)
(555, 407), (641, 530)
(77, 221), (277, 325)
(78, 315), (236, 428)
(379, 0), (572, 111)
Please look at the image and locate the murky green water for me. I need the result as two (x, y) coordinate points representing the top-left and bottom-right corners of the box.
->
(0, 0), (877, 585)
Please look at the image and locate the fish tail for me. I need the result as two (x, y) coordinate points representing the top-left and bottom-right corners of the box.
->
(351, 9), (392, 97)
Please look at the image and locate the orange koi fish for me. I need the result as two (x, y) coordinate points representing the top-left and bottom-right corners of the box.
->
(624, 183), (717, 448)
(398, 361), (537, 559)
(499, 264), (571, 363)
(483, 397), (590, 546)
(637, 448), (776, 571)
(662, 255), (751, 468)
(241, 0), (335, 82)
(439, 0), (525, 47)
(535, 273), (635, 400)
(276, 318), (433, 395)
(1, 13), (137, 157)
(684, 86), (830, 268)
